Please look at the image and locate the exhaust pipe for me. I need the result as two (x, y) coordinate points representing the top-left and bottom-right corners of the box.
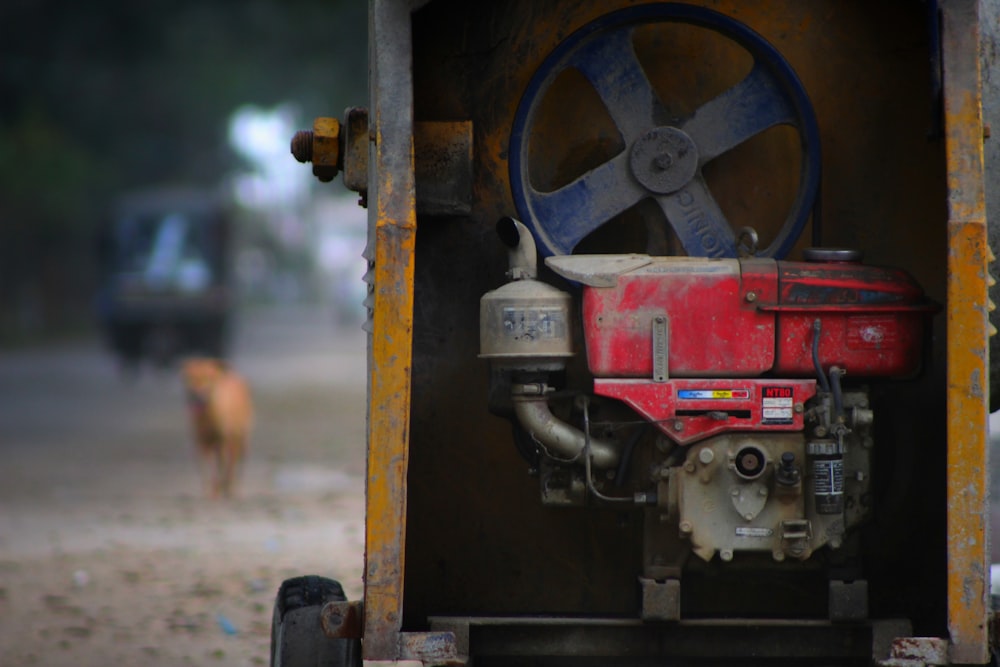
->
(512, 384), (620, 469)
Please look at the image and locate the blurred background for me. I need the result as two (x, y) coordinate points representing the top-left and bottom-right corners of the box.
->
(0, 0), (368, 347)
(0, 2), (371, 665)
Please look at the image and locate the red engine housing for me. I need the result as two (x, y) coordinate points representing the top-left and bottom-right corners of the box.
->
(546, 253), (937, 444)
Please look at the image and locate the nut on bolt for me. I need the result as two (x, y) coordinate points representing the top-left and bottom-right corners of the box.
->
(290, 117), (342, 183)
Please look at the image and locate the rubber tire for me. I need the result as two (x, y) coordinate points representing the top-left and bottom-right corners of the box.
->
(270, 575), (361, 667)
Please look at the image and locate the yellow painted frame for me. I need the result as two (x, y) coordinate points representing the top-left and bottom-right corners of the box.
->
(942, 0), (991, 663)
(364, 0), (417, 660)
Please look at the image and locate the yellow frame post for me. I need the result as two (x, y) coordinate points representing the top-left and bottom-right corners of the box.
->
(942, 0), (991, 663)
(364, 0), (417, 660)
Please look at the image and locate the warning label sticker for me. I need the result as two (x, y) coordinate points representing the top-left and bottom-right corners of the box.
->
(761, 386), (793, 424)
(678, 389), (750, 400)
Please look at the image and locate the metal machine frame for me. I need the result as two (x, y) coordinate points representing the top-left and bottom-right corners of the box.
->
(322, 1), (994, 664)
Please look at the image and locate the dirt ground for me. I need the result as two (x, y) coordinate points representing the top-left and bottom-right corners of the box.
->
(0, 305), (368, 667)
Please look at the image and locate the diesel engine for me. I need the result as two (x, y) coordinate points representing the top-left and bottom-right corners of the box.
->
(481, 217), (937, 621)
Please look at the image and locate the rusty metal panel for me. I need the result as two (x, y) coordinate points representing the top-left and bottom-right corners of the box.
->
(414, 120), (473, 216)
(365, 0), (417, 661)
(877, 637), (950, 666)
(321, 600), (365, 639)
(941, 0), (991, 664)
(398, 632), (465, 666)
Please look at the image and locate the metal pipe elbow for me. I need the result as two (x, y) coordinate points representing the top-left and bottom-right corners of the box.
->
(511, 391), (619, 469)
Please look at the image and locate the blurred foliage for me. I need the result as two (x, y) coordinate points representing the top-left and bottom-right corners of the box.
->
(0, 0), (367, 340)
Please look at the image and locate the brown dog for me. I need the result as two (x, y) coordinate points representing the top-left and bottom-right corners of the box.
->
(181, 357), (254, 498)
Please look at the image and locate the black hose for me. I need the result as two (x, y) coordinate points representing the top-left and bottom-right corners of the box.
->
(829, 366), (846, 421)
(582, 398), (633, 505)
(614, 424), (648, 487)
(812, 319), (831, 393)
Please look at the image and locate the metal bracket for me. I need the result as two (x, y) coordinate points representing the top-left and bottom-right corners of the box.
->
(829, 579), (868, 622)
(321, 599), (364, 639)
(639, 577), (681, 622)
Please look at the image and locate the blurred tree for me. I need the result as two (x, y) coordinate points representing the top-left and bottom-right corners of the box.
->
(0, 0), (367, 341)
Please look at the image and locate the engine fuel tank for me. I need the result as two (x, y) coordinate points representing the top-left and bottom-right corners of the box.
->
(546, 251), (937, 380)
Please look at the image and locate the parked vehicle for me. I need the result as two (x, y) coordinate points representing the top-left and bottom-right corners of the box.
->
(95, 187), (233, 371)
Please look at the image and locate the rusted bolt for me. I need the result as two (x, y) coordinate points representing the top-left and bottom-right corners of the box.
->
(290, 130), (314, 163)
(290, 117), (342, 183)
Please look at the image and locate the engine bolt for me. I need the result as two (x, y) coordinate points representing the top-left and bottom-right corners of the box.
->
(794, 403), (804, 414)
(679, 521), (693, 534)
(672, 420), (684, 432)
(745, 291), (757, 303)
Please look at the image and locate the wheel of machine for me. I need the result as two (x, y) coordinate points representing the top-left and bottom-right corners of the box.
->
(509, 3), (821, 258)
(270, 575), (360, 667)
